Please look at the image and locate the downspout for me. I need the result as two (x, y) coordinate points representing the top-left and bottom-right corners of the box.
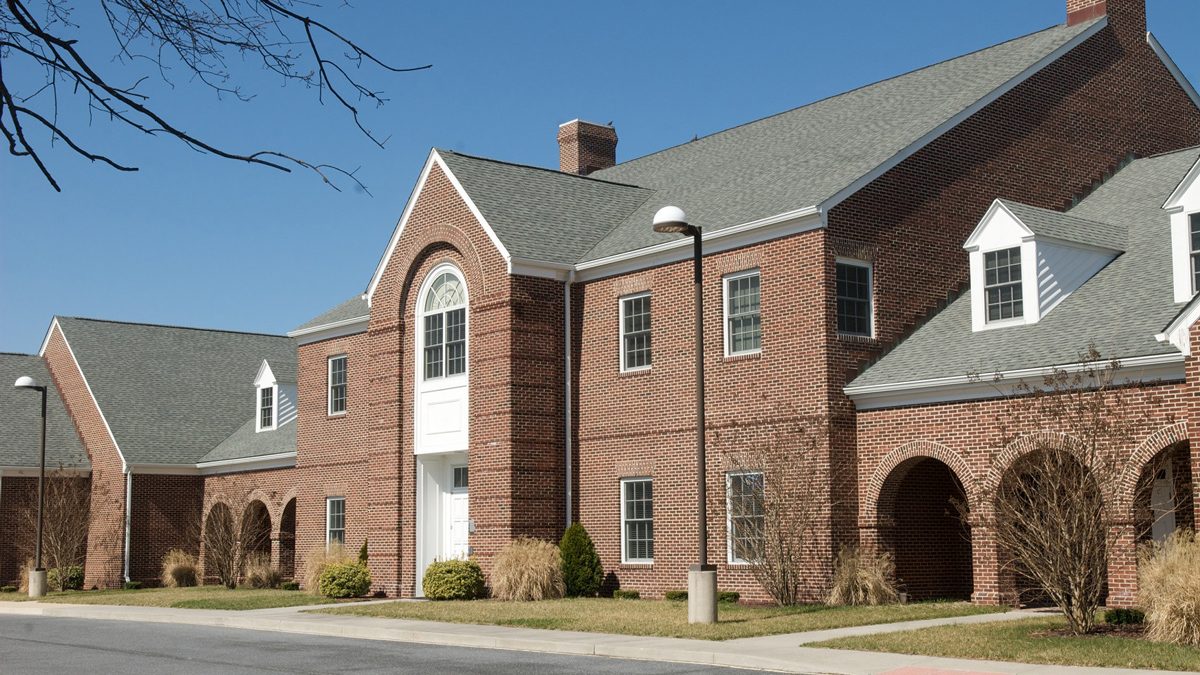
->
(123, 469), (132, 583)
(564, 270), (575, 528)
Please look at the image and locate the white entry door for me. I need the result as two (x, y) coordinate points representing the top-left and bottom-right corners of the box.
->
(1151, 465), (1176, 543)
(447, 465), (470, 559)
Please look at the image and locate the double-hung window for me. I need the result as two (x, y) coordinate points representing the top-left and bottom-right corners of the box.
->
(724, 270), (762, 355)
(326, 497), (345, 546)
(1191, 214), (1200, 293)
(835, 260), (872, 337)
(422, 271), (467, 380)
(258, 386), (274, 430)
(727, 472), (765, 564)
(621, 478), (654, 563)
(620, 293), (652, 371)
(984, 247), (1023, 322)
(328, 355), (347, 415)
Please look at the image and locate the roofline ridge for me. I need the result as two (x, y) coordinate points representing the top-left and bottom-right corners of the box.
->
(595, 21), (1076, 173)
(57, 315), (290, 339)
(1000, 197), (1121, 226)
(436, 148), (652, 190)
(0, 351), (36, 357)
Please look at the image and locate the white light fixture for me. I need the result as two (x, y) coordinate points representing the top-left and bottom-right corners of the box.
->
(14, 375), (39, 389)
(652, 205), (691, 234)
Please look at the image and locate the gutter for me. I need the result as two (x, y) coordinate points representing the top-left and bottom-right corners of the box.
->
(126, 451), (298, 476)
(123, 469), (132, 583)
(563, 270), (575, 528)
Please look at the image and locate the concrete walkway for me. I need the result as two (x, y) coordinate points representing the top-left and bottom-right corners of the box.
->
(0, 601), (1180, 675)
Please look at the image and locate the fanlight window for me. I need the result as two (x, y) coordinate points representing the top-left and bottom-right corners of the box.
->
(422, 271), (467, 380)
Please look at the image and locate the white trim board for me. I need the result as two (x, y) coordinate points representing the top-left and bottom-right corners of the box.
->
(127, 451), (297, 476)
(287, 314), (369, 345)
(0, 465), (90, 478)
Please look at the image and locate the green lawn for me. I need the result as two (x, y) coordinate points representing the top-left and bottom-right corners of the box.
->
(318, 598), (1003, 641)
(813, 617), (1200, 672)
(0, 586), (337, 610)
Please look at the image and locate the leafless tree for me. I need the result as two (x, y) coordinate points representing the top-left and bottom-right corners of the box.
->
(19, 469), (93, 588)
(0, 0), (430, 191)
(723, 412), (832, 606)
(200, 497), (271, 588)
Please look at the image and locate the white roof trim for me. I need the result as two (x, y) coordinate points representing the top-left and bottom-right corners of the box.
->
(39, 318), (129, 473)
(0, 465), (90, 478)
(127, 451), (297, 476)
(1163, 155), (1200, 211)
(845, 351), (1184, 410)
(820, 17), (1108, 215)
(1148, 32), (1200, 116)
(288, 316), (369, 345)
(1156, 293), (1200, 356)
(963, 199), (1034, 251)
(365, 150), (511, 307)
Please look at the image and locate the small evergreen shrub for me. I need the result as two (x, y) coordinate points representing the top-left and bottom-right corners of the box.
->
(559, 523), (603, 597)
(1105, 608), (1146, 625)
(491, 537), (565, 601)
(423, 559), (486, 600)
(303, 544), (353, 595)
(828, 546), (899, 606)
(243, 553), (282, 589)
(0, 586), (15, 593)
(358, 540), (369, 564)
(612, 589), (640, 600)
(664, 590), (688, 601)
(280, 580), (301, 591)
(318, 561), (371, 598)
(160, 549), (199, 588)
(1139, 529), (1200, 645)
(53, 566), (84, 591)
(718, 591), (740, 604)
(123, 581), (143, 590)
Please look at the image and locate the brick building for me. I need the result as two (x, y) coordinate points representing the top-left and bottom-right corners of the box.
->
(3, 0), (1199, 606)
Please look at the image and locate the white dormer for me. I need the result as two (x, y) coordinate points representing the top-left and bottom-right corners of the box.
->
(1164, 156), (1200, 304)
(964, 199), (1124, 332)
(253, 360), (297, 432)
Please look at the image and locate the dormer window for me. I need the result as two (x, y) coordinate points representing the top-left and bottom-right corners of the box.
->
(1190, 214), (1200, 293)
(984, 247), (1023, 322)
(259, 386), (275, 430)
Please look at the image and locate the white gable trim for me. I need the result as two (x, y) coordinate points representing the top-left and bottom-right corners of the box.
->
(287, 316), (370, 345)
(365, 150), (512, 306)
(253, 360), (277, 388)
(963, 200), (1033, 251)
(127, 451), (298, 476)
(820, 18), (1107, 214)
(1156, 293), (1200, 355)
(1164, 156), (1200, 212)
(1148, 32), (1200, 114)
(38, 318), (129, 473)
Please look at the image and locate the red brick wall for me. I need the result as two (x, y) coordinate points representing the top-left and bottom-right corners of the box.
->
(0, 477), (38, 585)
(200, 467), (301, 579)
(129, 474), (202, 584)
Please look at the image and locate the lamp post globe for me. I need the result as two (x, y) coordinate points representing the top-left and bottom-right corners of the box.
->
(14, 374), (49, 598)
(652, 205), (690, 233)
(13, 375), (38, 389)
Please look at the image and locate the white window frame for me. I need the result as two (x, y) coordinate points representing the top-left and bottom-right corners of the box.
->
(418, 265), (469, 383)
(326, 496), (345, 547)
(620, 477), (654, 564)
(618, 292), (652, 373)
(327, 354), (348, 416)
(983, 246), (1024, 325)
(834, 258), (874, 338)
(256, 384), (277, 432)
(1190, 213), (1200, 294)
(726, 471), (765, 564)
(723, 269), (762, 357)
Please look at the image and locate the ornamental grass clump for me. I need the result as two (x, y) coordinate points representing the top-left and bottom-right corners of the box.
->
(491, 537), (565, 601)
(423, 559), (486, 600)
(828, 546), (899, 606)
(243, 552), (282, 589)
(559, 523), (603, 597)
(160, 549), (199, 588)
(1138, 529), (1200, 645)
(303, 544), (353, 595)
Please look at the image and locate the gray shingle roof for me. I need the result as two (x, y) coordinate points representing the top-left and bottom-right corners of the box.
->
(0, 353), (88, 470)
(199, 418), (295, 464)
(849, 147), (1200, 390)
(56, 318), (296, 465)
(997, 199), (1126, 251)
(291, 295), (368, 333)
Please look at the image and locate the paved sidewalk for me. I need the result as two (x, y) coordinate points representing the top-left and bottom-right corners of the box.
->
(0, 601), (1179, 675)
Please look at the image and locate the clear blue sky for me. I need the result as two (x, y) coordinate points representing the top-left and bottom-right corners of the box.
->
(2, 1), (1197, 352)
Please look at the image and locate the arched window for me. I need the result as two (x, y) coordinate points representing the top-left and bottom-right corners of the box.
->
(421, 268), (467, 380)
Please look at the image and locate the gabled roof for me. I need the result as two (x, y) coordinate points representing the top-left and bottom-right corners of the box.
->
(53, 317), (296, 466)
(291, 295), (368, 334)
(0, 353), (88, 471)
(991, 199), (1126, 251)
(848, 146), (1200, 394)
(199, 418), (296, 464)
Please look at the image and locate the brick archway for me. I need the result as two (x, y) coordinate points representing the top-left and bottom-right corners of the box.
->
(863, 440), (979, 527)
(987, 431), (1119, 518)
(1118, 421), (1188, 518)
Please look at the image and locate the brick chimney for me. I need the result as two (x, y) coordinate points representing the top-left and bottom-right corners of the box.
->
(1067, 0), (1145, 38)
(557, 120), (617, 175)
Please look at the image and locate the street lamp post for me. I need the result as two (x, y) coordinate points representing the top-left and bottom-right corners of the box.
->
(14, 375), (48, 598)
(652, 206), (717, 624)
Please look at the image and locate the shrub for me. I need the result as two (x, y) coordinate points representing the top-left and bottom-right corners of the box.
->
(303, 544), (353, 595)
(1105, 608), (1146, 625)
(612, 589), (640, 600)
(718, 591), (741, 604)
(1139, 529), (1200, 645)
(665, 590), (688, 601)
(423, 559), (486, 600)
(559, 523), (603, 597)
(828, 546), (899, 606)
(243, 552), (282, 589)
(123, 581), (143, 590)
(491, 537), (565, 601)
(160, 549), (199, 588)
(0, 586), (15, 593)
(318, 561), (371, 598)
(280, 580), (300, 591)
(358, 540), (369, 564)
(49, 566), (84, 591)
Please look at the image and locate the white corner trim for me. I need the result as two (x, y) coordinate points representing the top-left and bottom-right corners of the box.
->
(365, 150), (512, 307)
(0, 465), (91, 478)
(821, 17), (1108, 215)
(41, 319), (130, 474)
(287, 315), (369, 345)
(1148, 32), (1200, 113)
(127, 452), (298, 476)
(845, 351), (1185, 410)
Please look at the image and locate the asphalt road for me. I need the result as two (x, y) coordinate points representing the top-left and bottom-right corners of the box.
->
(0, 616), (754, 674)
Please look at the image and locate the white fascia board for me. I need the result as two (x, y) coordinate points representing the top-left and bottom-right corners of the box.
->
(1163, 155), (1200, 211)
(288, 316), (370, 345)
(574, 206), (824, 282)
(1156, 293), (1200, 355)
(820, 18), (1108, 215)
(365, 150), (511, 307)
(1148, 32), (1200, 116)
(845, 351), (1184, 410)
(963, 200), (1034, 251)
(0, 465), (90, 478)
(253, 360), (276, 388)
(509, 257), (574, 281)
(41, 319), (130, 474)
(127, 452), (297, 476)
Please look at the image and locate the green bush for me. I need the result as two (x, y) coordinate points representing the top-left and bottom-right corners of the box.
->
(48, 566), (84, 591)
(1105, 608), (1146, 625)
(123, 581), (143, 590)
(318, 562), (371, 598)
(612, 589), (640, 600)
(0, 586), (16, 593)
(358, 540), (369, 564)
(559, 523), (603, 597)
(423, 559), (486, 600)
(280, 580), (301, 591)
(664, 590), (688, 601)
(718, 591), (741, 604)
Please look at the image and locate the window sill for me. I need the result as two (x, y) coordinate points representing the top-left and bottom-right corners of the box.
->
(327, 412), (347, 419)
(619, 367), (652, 378)
(836, 333), (879, 346)
(619, 562), (654, 568)
(722, 350), (761, 363)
